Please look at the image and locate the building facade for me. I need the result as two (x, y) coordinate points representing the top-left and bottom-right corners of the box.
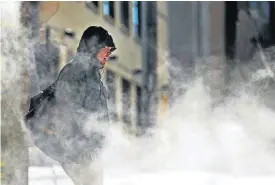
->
(158, 1), (275, 105)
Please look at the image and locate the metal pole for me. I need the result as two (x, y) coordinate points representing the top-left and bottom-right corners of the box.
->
(200, 1), (210, 58)
(28, 1), (40, 98)
(28, 2), (40, 39)
(141, 1), (149, 132)
(147, 2), (157, 129)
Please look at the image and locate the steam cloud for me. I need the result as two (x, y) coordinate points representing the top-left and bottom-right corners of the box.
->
(2, 2), (275, 185)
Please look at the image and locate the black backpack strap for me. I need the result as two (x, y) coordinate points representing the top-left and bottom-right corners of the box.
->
(25, 62), (69, 122)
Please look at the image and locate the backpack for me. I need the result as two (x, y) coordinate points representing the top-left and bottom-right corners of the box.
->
(24, 61), (69, 128)
(24, 81), (57, 130)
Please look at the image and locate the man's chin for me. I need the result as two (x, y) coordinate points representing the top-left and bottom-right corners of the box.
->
(100, 62), (106, 68)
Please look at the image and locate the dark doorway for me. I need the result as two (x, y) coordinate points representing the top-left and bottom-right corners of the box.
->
(225, 1), (238, 60)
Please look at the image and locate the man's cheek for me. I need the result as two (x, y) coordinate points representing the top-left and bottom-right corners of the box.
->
(101, 59), (107, 65)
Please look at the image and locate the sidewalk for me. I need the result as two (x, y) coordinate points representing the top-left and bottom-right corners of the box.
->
(29, 166), (73, 185)
(28, 166), (275, 185)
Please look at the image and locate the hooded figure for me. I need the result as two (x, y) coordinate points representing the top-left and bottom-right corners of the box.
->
(25, 26), (116, 185)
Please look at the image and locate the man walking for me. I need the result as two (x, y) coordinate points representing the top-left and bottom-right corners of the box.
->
(25, 26), (116, 185)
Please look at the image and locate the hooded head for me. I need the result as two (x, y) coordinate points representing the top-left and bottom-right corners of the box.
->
(77, 26), (116, 56)
(76, 26), (116, 69)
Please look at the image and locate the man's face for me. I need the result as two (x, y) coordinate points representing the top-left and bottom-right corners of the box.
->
(96, 47), (112, 68)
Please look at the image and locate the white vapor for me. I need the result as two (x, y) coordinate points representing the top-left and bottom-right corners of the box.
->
(2, 2), (275, 185)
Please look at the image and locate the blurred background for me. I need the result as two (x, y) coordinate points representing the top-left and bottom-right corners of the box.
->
(1, 1), (275, 185)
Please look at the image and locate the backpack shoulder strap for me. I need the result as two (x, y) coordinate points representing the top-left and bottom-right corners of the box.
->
(25, 62), (70, 121)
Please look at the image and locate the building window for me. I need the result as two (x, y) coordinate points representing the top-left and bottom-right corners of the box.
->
(110, 1), (115, 18)
(261, 2), (270, 19)
(85, 1), (99, 13)
(136, 86), (142, 127)
(121, 1), (129, 30)
(225, 1), (238, 59)
(247, 2), (275, 47)
(132, 1), (142, 37)
(270, 2), (275, 44)
(103, 1), (115, 20)
(248, 1), (270, 22)
(137, 1), (142, 37)
(122, 78), (131, 124)
(92, 1), (99, 8)
(106, 70), (117, 121)
(147, 1), (157, 64)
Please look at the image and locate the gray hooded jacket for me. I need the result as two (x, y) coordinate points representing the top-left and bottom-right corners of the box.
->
(30, 54), (108, 164)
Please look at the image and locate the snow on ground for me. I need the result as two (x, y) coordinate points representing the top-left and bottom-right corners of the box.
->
(29, 166), (275, 185)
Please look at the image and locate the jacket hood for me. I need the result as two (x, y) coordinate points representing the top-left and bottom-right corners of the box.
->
(77, 26), (116, 54)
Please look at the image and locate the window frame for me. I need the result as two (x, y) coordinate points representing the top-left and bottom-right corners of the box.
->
(248, 1), (270, 22)
(85, 1), (99, 14)
(120, 1), (130, 35)
(103, 1), (115, 25)
(122, 78), (132, 125)
(132, 1), (141, 38)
